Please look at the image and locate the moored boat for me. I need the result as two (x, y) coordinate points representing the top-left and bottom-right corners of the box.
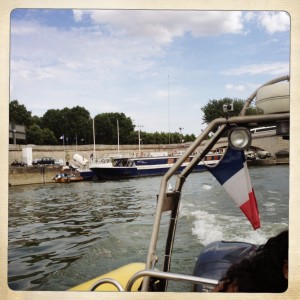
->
(89, 151), (223, 180)
(70, 154), (95, 180)
(70, 75), (290, 292)
(53, 171), (83, 183)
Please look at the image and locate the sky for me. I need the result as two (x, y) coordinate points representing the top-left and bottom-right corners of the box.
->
(10, 9), (290, 135)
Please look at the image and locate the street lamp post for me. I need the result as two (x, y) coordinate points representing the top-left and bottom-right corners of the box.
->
(179, 127), (184, 143)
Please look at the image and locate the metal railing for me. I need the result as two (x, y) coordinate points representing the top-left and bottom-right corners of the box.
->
(126, 270), (219, 292)
(142, 75), (290, 291)
(88, 270), (219, 292)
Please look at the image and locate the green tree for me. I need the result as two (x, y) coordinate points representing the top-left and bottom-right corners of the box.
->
(61, 106), (92, 145)
(184, 133), (196, 142)
(153, 132), (163, 144)
(31, 115), (42, 127)
(41, 109), (62, 139)
(26, 124), (58, 145)
(9, 100), (32, 126)
(143, 132), (156, 144)
(201, 98), (258, 125)
(42, 128), (58, 145)
(41, 106), (92, 144)
(94, 114), (113, 144)
(26, 124), (44, 144)
(94, 112), (134, 144)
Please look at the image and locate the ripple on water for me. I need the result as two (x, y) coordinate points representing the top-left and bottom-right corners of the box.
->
(8, 165), (289, 291)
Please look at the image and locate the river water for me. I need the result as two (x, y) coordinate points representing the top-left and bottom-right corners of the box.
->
(8, 165), (289, 292)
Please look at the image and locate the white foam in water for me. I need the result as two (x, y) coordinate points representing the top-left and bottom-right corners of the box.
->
(202, 184), (212, 190)
(179, 203), (197, 218)
(190, 210), (278, 246)
(267, 190), (279, 194)
(191, 210), (224, 245)
(238, 230), (268, 245)
(263, 202), (276, 208)
(267, 197), (281, 201)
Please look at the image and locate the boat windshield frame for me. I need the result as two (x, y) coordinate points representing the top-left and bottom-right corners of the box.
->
(141, 75), (290, 291)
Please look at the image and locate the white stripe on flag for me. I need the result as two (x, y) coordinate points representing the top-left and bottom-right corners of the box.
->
(223, 167), (249, 207)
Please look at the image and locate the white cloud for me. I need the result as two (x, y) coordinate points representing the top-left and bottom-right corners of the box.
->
(72, 10), (244, 44)
(10, 10), (290, 134)
(10, 20), (38, 35)
(225, 84), (245, 92)
(244, 12), (256, 22)
(258, 12), (290, 34)
(73, 10), (84, 22)
(156, 90), (168, 99)
(222, 62), (289, 76)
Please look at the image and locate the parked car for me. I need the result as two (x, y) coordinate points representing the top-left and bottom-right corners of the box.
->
(11, 160), (27, 167)
(256, 150), (272, 159)
(32, 157), (55, 165)
(275, 149), (289, 158)
(54, 159), (64, 166)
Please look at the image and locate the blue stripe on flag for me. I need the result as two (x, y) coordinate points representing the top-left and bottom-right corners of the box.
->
(206, 146), (246, 185)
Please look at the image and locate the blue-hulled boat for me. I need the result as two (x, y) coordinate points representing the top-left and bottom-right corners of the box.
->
(70, 153), (95, 180)
(89, 152), (223, 180)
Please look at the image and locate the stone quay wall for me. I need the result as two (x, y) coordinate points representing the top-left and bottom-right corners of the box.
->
(8, 132), (289, 186)
(9, 131), (289, 165)
(9, 143), (193, 165)
(9, 165), (62, 186)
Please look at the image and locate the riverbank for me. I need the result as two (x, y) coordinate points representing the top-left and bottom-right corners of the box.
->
(9, 157), (289, 186)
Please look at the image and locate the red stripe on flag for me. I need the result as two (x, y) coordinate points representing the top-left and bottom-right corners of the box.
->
(239, 188), (261, 230)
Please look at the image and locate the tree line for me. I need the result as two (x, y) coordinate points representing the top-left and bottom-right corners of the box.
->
(9, 98), (258, 145)
(9, 100), (196, 145)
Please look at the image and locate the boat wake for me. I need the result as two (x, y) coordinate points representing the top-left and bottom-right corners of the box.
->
(191, 210), (271, 246)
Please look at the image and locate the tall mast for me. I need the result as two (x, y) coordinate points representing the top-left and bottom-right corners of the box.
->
(93, 118), (96, 159)
(117, 119), (120, 154)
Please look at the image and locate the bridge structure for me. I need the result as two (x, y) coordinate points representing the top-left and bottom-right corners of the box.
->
(211, 130), (289, 156)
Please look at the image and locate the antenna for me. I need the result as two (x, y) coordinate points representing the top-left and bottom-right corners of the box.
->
(168, 74), (170, 146)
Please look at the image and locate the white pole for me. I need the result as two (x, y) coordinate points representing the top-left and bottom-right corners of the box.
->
(93, 118), (96, 159)
(117, 119), (120, 154)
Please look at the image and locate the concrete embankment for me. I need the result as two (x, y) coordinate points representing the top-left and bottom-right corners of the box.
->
(9, 166), (62, 186)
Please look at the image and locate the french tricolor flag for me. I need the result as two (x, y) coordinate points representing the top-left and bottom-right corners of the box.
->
(206, 146), (261, 230)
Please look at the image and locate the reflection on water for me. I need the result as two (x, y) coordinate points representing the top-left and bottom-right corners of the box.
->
(8, 165), (289, 291)
(8, 179), (153, 290)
